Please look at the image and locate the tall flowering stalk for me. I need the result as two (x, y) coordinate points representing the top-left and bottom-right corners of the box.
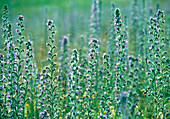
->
(1, 5), (9, 48)
(0, 53), (4, 118)
(86, 34), (90, 55)
(114, 8), (128, 117)
(34, 73), (41, 118)
(97, 0), (102, 38)
(12, 15), (28, 118)
(138, 0), (146, 57)
(124, 15), (129, 71)
(2, 13), (23, 118)
(90, 0), (101, 39)
(107, 3), (116, 70)
(136, 0), (148, 90)
(0, 14), (26, 118)
(1, 5), (9, 118)
(2, 21), (14, 119)
(69, 0), (76, 41)
(57, 36), (70, 116)
(127, 56), (140, 118)
(24, 34), (36, 118)
(165, 18), (170, 55)
(78, 35), (85, 64)
(86, 38), (99, 118)
(146, 9), (169, 118)
(114, 8), (128, 90)
(67, 49), (80, 118)
(130, 0), (139, 55)
(38, 19), (58, 118)
(78, 55), (88, 118)
(58, 36), (69, 95)
(99, 53), (112, 118)
(90, 0), (101, 74)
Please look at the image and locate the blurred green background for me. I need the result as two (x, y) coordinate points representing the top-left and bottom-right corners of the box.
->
(0, 0), (169, 66)
(0, 0), (169, 36)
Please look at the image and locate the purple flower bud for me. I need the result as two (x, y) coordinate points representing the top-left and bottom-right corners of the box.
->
(47, 19), (53, 26)
(151, 44), (154, 47)
(18, 15), (24, 21)
(19, 108), (22, 112)
(121, 57), (124, 61)
(162, 20), (165, 23)
(150, 68), (154, 72)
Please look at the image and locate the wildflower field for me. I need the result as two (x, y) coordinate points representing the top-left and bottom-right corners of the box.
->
(0, 0), (170, 118)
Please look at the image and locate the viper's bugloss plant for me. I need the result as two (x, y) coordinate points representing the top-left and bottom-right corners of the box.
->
(0, 5), (9, 118)
(146, 9), (169, 118)
(90, 0), (101, 70)
(77, 55), (89, 118)
(10, 14), (29, 118)
(38, 19), (58, 118)
(1, 5), (17, 119)
(1, 5), (8, 45)
(67, 49), (80, 118)
(127, 56), (140, 118)
(57, 36), (70, 116)
(107, 3), (116, 71)
(0, 2), (170, 119)
(114, 8), (129, 118)
(13, 15), (27, 118)
(90, 0), (101, 39)
(99, 53), (112, 118)
(130, 0), (139, 56)
(138, 0), (146, 57)
(88, 38), (99, 116)
(0, 53), (4, 118)
(58, 36), (69, 95)
(24, 34), (36, 118)
(3, 14), (24, 118)
(78, 35), (86, 64)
